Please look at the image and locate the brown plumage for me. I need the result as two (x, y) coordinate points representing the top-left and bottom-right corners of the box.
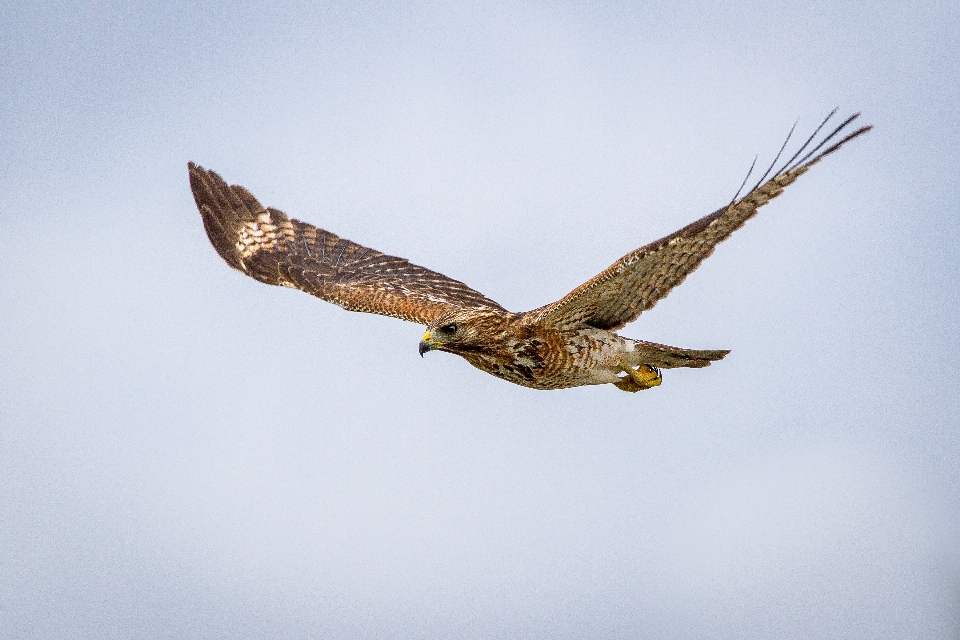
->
(190, 111), (870, 391)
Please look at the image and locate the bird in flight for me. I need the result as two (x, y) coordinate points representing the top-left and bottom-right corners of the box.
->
(190, 110), (870, 392)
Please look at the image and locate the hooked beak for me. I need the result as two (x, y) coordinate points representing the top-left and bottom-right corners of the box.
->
(418, 331), (434, 357)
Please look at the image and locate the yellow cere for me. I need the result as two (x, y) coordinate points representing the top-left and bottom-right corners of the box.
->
(422, 332), (432, 342)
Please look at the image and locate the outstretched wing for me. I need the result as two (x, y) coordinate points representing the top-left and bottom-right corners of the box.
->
(530, 111), (872, 331)
(189, 164), (505, 325)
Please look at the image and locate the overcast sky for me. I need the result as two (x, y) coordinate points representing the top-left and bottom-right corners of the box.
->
(2, 1), (958, 638)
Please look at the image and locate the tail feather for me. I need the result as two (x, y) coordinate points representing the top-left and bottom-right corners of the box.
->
(630, 340), (729, 369)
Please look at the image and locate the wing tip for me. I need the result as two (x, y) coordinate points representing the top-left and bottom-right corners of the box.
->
(784, 110), (872, 174)
(187, 162), (254, 272)
(816, 122), (873, 160)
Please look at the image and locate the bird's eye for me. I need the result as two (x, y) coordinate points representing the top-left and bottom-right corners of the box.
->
(440, 323), (458, 333)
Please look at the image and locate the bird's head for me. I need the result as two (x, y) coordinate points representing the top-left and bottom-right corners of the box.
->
(418, 308), (513, 357)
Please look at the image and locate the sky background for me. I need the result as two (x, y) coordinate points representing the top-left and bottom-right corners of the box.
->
(2, 1), (958, 638)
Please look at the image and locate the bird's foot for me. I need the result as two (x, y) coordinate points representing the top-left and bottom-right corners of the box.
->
(614, 364), (662, 393)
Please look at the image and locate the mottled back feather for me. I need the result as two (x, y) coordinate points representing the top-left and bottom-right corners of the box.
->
(529, 112), (872, 331)
(189, 163), (505, 325)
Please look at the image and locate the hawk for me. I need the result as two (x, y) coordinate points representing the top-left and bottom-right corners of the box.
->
(190, 111), (870, 392)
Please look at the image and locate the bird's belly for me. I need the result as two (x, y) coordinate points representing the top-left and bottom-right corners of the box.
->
(470, 331), (627, 390)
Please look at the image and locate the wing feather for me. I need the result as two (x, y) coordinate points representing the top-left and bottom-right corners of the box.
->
(189, 164), (505, 325)
(529, 111), (872, 331)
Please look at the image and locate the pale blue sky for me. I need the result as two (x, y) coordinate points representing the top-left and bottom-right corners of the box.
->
(2, 1), (958, 638)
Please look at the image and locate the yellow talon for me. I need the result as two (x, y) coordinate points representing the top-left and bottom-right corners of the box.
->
(614, 364), (662, 392)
